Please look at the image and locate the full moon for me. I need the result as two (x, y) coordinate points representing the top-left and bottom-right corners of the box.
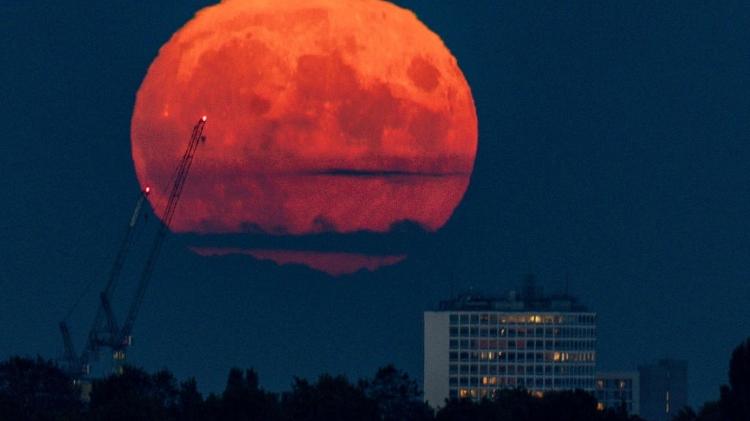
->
(131, 0), (477, 273)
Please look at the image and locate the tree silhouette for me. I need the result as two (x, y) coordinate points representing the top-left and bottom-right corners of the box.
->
(0, 357), (666, 420)
(88, 366), (178, 421)
(436, 389), (644, 421)
(361, 364), (433, 421)
(720, 337), (750, 421)
(671, 406), (697, 421)
(282, 374), (378, 421)
(695, 401), (721, 421)
(176, 377), (204, 421)
(219, 367), (280, 421)
(0, 356), (81, 421)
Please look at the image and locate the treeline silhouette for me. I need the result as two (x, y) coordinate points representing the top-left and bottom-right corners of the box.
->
(671, 337), (750, 421)
(0, 337), (748, 421)
(0, 362), (636, 421)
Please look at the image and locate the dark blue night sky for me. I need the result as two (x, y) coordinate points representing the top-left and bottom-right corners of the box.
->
(2, 0), (749, 408)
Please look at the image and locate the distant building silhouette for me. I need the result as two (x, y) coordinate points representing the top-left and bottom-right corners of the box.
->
(595, 371), (640, 415)
(638, 358), (688, 421)
(423, 275), (596, 407)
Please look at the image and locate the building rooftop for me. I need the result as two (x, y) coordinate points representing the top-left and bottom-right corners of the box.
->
(435, 274), (590, 312)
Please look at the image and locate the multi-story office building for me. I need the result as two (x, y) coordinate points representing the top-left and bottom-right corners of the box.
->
(423, 276), (596, 407)
(638, 359), (688, 421)
(595, 371), (640, 415)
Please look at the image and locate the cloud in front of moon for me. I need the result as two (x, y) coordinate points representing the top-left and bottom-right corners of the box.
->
(131, 0), (477, 274)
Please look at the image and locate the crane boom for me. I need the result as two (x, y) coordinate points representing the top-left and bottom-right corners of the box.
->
(82, 190), (149, 361)
(59, 116), (207, 378)
(117, 116), (207, 351)
(59, 188), (149, 374)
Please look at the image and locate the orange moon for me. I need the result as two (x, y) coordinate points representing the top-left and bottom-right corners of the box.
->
(131, 0), (477, 271)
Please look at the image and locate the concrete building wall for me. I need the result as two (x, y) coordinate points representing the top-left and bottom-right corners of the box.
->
(424, 312), (450, 408)
(424, 309), (596, 405)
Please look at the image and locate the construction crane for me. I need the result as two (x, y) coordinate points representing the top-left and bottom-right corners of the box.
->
(59, 116), (207, 378)
(59, 188), (150, 374)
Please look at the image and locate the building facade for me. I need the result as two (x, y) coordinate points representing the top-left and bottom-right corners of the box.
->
(424, 277), (596, 407)
(595, 371), (640, 415)
(638, 359), (688, 421)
